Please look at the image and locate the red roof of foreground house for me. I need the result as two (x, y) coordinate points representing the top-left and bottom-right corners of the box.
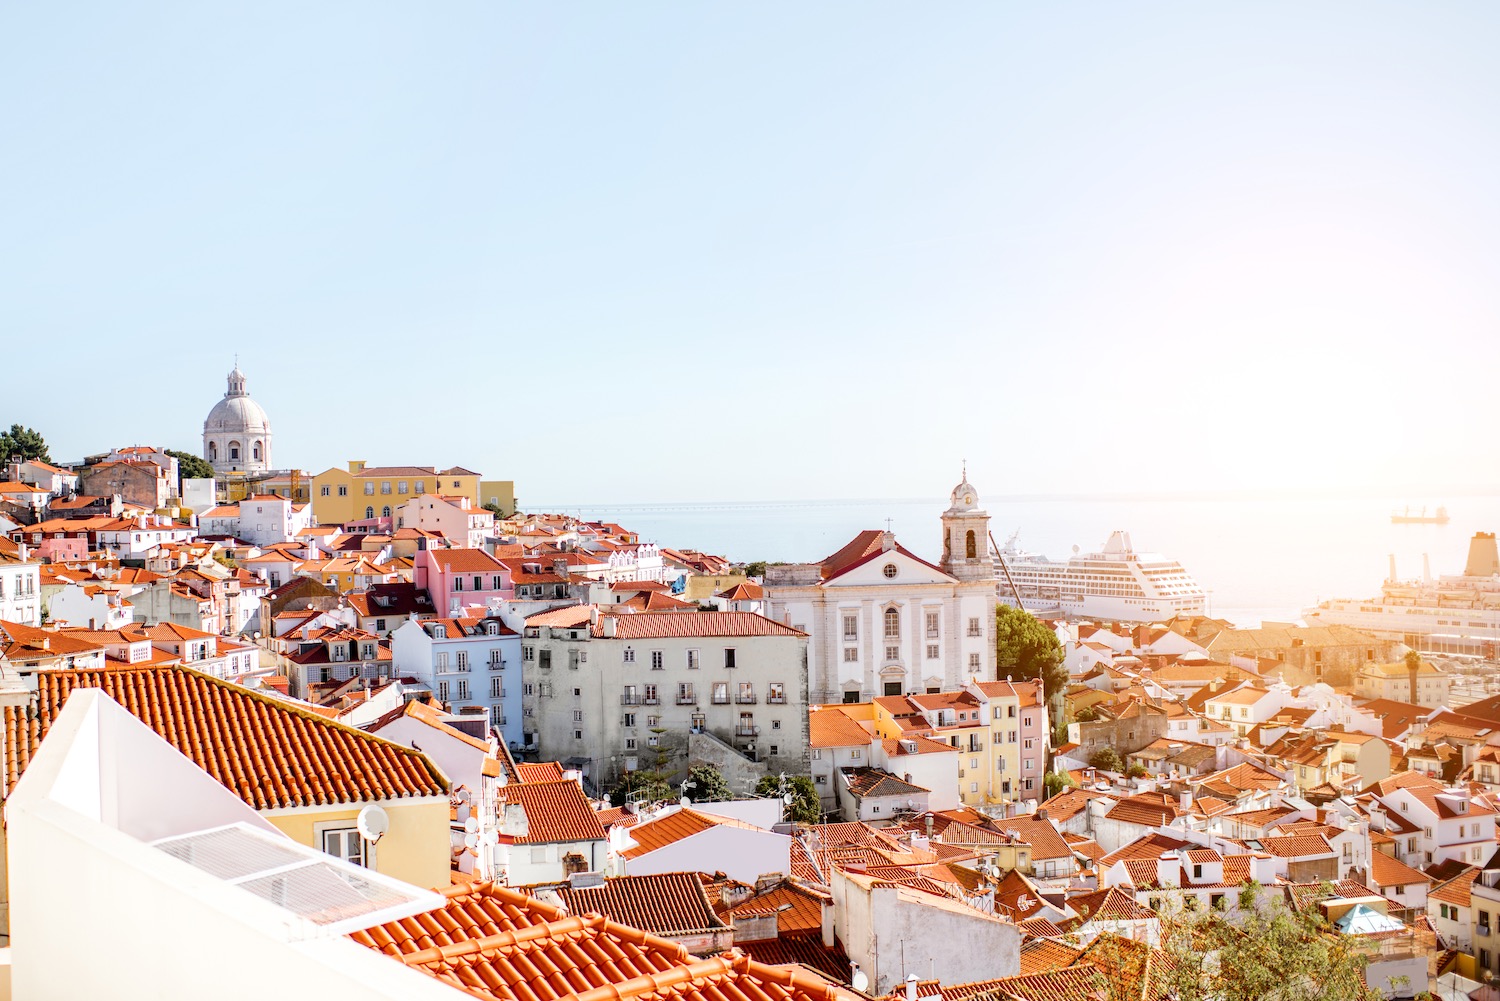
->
(351, 881), (855, 1001)
(2, 665), (447, 808)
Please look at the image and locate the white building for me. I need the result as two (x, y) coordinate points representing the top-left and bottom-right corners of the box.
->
(522, 609), (810, 789)
(390, 610), (524, 749)
(0, 540), (42, 626)
(765, 475), (997, 703)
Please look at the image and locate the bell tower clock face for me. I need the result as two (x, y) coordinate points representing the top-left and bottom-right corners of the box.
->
(964, 494), (974, 506)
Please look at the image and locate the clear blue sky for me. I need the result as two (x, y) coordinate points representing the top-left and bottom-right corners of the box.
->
(4, 2), (1498, 503)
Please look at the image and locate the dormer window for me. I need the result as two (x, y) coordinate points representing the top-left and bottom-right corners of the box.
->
(486, 622), (500, 636)
(432, 625), (447, 639)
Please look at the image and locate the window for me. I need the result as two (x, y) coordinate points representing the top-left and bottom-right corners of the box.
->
(623, 713), (636, 727)
(339, 485), (348, 496)
(398, 481), (408, 494)
(491, 677), (504, 698)
(456, 651), (469, 671)
(365, 506), (375, 519)
(885, 646), (900, 662)
(381, 482), (392, 494)
(771, 719), (781, 730)
(882, 563), (897, 579)
(644, 684), (658, 704)
(623, 647), (635, 664)
(925, 611), (939, 639)
(850, 748), (862, 760)
(969, 653), (981, 669)
(574, 730), (583, 740)
(691, 713), (706, 730)
(965, 530), (976, 559)
(625, 737), (636, 750)
(926, 644), (940, 659)
(884, 608), (900, 639)
(572, 710), (583, 723)
(322, 828), (368, 868)
(844, 647), (859, 663)
(768, 682), (785, 703)
(843, 614), (858, 640)
(651, 650), (664, 670)
(457, 680), (469, 700)
(320, 485), (330, 496)
(967, 617), (981, 637)
(712, 682), (730, 704)
(436, 652), (449, 671)
(381, 505), (391, 518)
(687, 648), (700, 669)
(724, 648), (736, 669)
(438, 681), (449, 701)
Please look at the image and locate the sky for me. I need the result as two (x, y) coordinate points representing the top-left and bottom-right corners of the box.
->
(4, 2), (1500, 504)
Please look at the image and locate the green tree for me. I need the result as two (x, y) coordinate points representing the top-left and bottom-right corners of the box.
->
(1126, 762), (1148, 779)
(754, 773), (820, 824)
(1043, 770), (1075, 800)
(994, 604), (1067, 710)
(1088, 746), (1123, 772)
(685, 764), (733, 803)
(482, 500), (506, 516)
(0, 425), (49, 463)
(742, 561), (767, 578)
(165, 449), (215, 484)
(1145, 893), (1377, 1001)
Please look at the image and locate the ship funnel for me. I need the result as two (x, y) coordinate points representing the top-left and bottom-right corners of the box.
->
(1388, 554), (1397, 583)
(1423, 553), (1431, 584)
(1466, 532), (1500, 577)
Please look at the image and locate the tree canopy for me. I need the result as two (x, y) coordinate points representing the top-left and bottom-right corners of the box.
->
(1139, 893), (1380, 1001)
(165, 449), (215, 483)
(1088, 746), (1123, 772)
(994, 603), (1067, 703)
(685, 764), (733, 803)
(0, 425), (49, 464)
(754, 774), (820, 824)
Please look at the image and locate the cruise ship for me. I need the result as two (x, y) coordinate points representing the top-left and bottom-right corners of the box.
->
(1303, 532), (1500, 655)
(994, 530), (1208, 622)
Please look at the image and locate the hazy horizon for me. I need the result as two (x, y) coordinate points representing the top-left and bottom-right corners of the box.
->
(6, 2), (1500, 502)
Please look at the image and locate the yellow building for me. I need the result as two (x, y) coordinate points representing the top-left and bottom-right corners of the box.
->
(871, 690), (987, 808)
(0, 665), (455, 934)
(312, 461), (484, 526)
(298, 555), (400, 593)
(479, 479), (517, 517)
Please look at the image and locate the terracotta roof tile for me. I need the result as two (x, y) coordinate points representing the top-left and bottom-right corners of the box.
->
(593, 611), (806, 640)
(555, 873), (730, 937)
(3, 665), (447, 808)
(352, 881), (853, 1001)
(497, 779), (607, 845)
(622, 808), (760, 859)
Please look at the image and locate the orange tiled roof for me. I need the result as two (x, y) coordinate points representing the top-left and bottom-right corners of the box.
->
(556, 873), (730, 937)
(352, 881), (853, 1001)
(594, 611), (805, 640)
(621, 808), (759, 858)
(497, 779), (606, 845)
(516, 761), (567, 783)
(3, 665), (447, 808)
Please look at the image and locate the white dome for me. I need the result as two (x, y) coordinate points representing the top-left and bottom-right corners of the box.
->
(204, 393), (270, 434)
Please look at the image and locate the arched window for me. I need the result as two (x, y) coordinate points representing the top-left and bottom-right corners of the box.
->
(381, 505), (391, 518)
(365, 506), (375, 519)
(207, 442), (217, 462)
(228, 441), (241, 461)
(884, 608), (900, 639)
(252, 441), (262, 461)
(966, 530), (977, 560)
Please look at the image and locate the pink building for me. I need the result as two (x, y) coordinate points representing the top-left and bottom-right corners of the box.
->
(413, 542), (513, 616)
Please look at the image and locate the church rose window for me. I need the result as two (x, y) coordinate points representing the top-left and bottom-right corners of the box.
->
(882, 563), (897, 579)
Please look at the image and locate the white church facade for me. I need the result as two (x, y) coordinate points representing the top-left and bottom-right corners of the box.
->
(764, 475), (998, 704)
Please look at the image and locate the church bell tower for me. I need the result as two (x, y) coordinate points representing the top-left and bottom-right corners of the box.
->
(940, 466), (994, 583)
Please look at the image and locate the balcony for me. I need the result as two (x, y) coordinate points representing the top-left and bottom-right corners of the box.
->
(767, 694), (787, 705)
(489, 659), (506, 672)
(676, 690), (697, 705)
(735, 725), (760, 738)
(621, 695), (643, 706)
(644, 696), (661, 706)
(736, 693), (758, 705)
(711, 694), (731, 705)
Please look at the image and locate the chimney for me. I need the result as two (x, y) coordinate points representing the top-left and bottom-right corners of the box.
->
(1468, 532), (1500, 578)
(1388, 553), (1397, 583)
(880, 531), (896, 552)
(602, 616), (617, 638)
(821, 895), (835, 949)
(906, 975), (918, 1001)
(501, 802), (530, 838)
(1423, 553), (1432, 584)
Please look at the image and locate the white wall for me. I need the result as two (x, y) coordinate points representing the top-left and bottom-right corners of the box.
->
(623, 826), (791, 885)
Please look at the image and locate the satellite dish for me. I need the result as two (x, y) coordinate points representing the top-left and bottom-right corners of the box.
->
(602, 795), (611, 807)
(680, 797), (692, 808)
(483, 830), (499, 846)
(464, 831), (480, 850)
(464, 816), (480, 834)
(851, 965), (869, 993)
(356, 805), (390, 843)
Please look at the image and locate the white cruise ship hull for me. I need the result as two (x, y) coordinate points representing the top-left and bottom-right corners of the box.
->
(995, 530), (1207, 623)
